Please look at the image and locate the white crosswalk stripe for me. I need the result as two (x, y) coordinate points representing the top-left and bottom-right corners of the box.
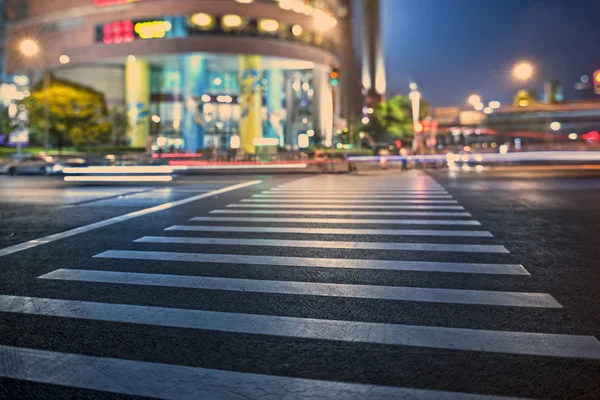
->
(94, 250), (529, 275)
(1, 295), (596, 358)
(191, 216), (483, 225)
(227, 204), (466, 210)
(254, 194), (454, 199)
(40, 269), (560, 308)
(0, 344), (523, 400)
(210, 209), (473, 216)
(241, 199), (460, 204)
(134, 236), (509, 253)
(165, 225), (493, 237)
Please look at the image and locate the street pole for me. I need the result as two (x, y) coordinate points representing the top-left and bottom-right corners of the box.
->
(42, 68), (50, 151)
(330, 83), (336, 173)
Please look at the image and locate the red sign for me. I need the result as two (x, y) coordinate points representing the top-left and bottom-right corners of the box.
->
(102, 20), (134, 44)
(94, 0), (141, 7)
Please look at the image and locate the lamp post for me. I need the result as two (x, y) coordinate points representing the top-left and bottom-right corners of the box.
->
(409, 85), (421, 155)
(19, 39), (55, 151)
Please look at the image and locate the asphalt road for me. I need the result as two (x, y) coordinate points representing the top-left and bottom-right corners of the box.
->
(0, 169), (599, 399)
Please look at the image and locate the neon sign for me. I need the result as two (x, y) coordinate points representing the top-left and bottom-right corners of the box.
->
(93, 0), (141, 7)
(102, 20), (135, 44)
(134, 21), (172, 39)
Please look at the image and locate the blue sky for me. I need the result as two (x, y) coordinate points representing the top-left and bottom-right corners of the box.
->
(366, 0), (600, 106)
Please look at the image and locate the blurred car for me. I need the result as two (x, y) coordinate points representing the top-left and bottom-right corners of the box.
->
(5, 154), (86, 175)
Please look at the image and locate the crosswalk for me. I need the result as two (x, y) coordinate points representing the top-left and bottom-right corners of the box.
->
(2, 171), (599, 398)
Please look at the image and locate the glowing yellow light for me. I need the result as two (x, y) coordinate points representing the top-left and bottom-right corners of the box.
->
(19, 39), (39, 57)
(314, 10), (336, 31)
(468, 94), (481, 106)
(489, 101), (501, 109)
(279, 0), (293, 10)
(235, 0), (253, 3)
(514, 62), (534, 81)
(190, 13), (214, 29)
(519, 99), (529, 107)
(550, 121), (561, 131)
(230, 135), (241, 149)
(134, 20), (172, 39)
(474, 103), (484, 111)
(292, 24), (303, 36)
(59, 55), (70, 64)
(222, 14), (243, 29)
(259, 19), (279, 33)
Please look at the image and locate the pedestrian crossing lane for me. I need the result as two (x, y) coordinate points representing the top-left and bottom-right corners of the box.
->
(3, 172), (599, 399)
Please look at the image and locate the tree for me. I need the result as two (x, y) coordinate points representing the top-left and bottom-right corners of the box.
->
(513, 89), (538, 107)
(109, 107), (129, 146)
(0, 106), (18, 143)
(367, 95), (430, 141)
(21, 76), (111, 150)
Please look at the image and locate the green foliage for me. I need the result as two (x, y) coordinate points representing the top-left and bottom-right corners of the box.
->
(513, 89), (538, 107)
(0, 106), (18, 139)
(109, 107), (129, 146)
(21, 76), (111, 150)
(366, 95), (430, 141)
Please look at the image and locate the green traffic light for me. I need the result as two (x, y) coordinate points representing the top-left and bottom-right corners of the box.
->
(330, 79), (339, 87)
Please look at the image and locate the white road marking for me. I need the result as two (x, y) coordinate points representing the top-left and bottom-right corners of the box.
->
(191, 216), (482, 225)
(95, 250), (527, 275)
(166, 225), (493, 237)
(0, 295), (595, 358)
(134, 236), (509, 253)
(211, 209), (473, 217)
(268, 189), (449, 193)
(0, 181), (262, 258)
(40, 269), (561, 308)
(227, 204), (466, 210)
(0, 344), (521, 400)
(255, 194), (454, 199)
(241, 199), (459, 204)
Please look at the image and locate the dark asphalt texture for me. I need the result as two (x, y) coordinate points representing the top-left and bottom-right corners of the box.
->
(0, 169), (599, 399)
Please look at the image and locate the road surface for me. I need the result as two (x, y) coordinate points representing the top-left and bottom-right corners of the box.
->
(0, 169), (599, 399)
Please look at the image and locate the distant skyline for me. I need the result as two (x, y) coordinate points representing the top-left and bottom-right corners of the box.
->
(365, 0), (600, 106)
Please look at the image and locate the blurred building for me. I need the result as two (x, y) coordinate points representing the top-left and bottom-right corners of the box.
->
(5, 0), (358, 153)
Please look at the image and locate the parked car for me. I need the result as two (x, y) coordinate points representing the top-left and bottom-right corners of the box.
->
(5, 154), (86, 175)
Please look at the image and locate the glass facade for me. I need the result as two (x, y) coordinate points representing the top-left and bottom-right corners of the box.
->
(142, 55), (319, 153)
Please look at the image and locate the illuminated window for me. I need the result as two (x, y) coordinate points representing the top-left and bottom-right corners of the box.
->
(292, 24), (303, 36)
(259, 19), (279, 33)
(222, 15), (243, 29)
(190, 13), (214, 29)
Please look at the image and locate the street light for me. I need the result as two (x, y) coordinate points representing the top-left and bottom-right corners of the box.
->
(514, 62), (534, 81)
(19, 39), (39, 57)
(19, 38), (50, 150)
(468, 94), (481, 106)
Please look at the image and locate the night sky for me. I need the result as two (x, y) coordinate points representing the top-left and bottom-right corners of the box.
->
(368, 0), (600, 106)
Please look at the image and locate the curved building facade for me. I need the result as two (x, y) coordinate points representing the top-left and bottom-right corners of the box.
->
(5, 0), (354, 153)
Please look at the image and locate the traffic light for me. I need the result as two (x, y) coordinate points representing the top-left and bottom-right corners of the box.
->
(330, 66), (340, 87)
(594, 70), (600, 94)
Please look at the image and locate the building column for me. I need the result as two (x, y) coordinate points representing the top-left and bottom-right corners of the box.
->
(312, 66), (333, 146)
(239, 55), (263, 154)
(265, 68), (284, 146)
(283, 71), (296, 147)
(362, 0), (386, 106)
(125, 59), (150, 148)
(181, 54), (206, 153)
